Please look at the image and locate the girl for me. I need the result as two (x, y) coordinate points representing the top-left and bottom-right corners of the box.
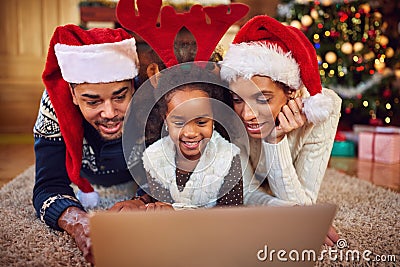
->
(219, 15), (341, 245)
(142, 65), (243, 209)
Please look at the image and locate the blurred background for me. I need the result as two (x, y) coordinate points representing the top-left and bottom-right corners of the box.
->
(0, 0), (399, 190)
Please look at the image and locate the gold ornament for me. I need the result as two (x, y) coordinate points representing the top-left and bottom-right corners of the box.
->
(325, 51), (337, 64)
(359, 3), (371, 13)
(290, 20), (302, 29)
(321, 0), (332, 6)
(364, 51), (375, 61)
(385, 47), (394, 58)
(379, 35), (389, 46)
(374, 12), (382, 19)
(301, 15), (313, 27)
(353, 42), (364, 53)
(310, 9), (319, 19)
(374, 61), (386, 71)
(341, 42), (353, 54)
(395, 69), (400, 79)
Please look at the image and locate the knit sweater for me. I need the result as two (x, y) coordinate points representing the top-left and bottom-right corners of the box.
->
(239, 88), (342, 206)
(33, 90), (143, 230)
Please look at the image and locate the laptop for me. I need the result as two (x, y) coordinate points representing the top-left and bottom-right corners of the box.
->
(90, 204), (336, 267)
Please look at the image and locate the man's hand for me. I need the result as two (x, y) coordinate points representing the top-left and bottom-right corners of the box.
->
(324, 225), (340, 247)
(108, 199), (147, 212)
(265, 98), (307, 144)
(58, 207), (94, 264)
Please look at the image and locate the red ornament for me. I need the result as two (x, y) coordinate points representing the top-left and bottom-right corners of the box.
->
(368, 30), (376, 37)
(345, 107), (352, 114)
(340, 14), (349, 22)
(334, 131), (347, 141)
(383, 88), (392, 98)
(369, 117), (383, 126)
(356, 94), (362, 99)
(330, 31), (340, 38)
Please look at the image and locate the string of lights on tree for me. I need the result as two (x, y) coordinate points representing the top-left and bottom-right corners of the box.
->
(276, 0), (400, 126)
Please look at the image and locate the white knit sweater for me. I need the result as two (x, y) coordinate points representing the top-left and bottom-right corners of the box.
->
(239, 88), (342, 206)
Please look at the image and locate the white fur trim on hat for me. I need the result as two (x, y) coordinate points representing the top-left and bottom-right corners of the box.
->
(220, 42), (301, 89)
(303, 91), (334, 124)
(55, 38), (139, 84)
(77, 190), (99, 209)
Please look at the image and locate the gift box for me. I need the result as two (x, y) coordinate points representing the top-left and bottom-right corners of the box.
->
(331, 141), (355, 157)
(331, 131), (356, 157)
(358, 129), (400, 164)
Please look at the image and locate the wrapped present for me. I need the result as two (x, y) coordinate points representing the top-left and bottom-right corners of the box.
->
(358, 128), (400, 164)
(331, 141), (355, 157)
(331, 131), (355, 157)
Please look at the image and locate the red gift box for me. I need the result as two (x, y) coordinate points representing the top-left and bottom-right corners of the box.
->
(358, 128), (400, 164)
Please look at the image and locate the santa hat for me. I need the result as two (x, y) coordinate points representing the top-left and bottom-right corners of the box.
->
(42, 24), (139, 208)
(220, 15), (334, 124)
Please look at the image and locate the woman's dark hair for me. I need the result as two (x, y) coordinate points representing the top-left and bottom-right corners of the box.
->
(274, 80), (293, 95)
(145, 65), (230, 146)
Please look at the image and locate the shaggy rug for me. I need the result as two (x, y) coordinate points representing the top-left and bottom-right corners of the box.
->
(0, 166), (398, 267)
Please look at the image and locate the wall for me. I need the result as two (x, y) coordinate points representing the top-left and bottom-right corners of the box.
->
(0, 0), (80, 133)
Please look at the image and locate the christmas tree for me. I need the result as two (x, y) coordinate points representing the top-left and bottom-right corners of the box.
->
(276, 0), (400, 127)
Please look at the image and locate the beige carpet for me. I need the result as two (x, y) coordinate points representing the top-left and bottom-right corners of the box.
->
(0, 166), (398, 266)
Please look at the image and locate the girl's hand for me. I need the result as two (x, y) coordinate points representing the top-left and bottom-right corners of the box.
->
(108, 199), (147, 212)
(145, 202), (174, 211)
(265, 98), (307, 144)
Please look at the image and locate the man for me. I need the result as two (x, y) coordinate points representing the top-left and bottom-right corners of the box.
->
(33, 24), (148, 264)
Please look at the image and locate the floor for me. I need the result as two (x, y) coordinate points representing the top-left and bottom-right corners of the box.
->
(328, 157), (399, 192)
(0, 137), (399, 192)
(0, 135), (35, 188)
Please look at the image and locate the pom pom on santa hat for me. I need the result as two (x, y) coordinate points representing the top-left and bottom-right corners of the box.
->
(42, 24), (139, 209)
(220, 15), (334, 124)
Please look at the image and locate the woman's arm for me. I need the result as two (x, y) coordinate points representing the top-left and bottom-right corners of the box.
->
(239, 147), (297, 206)
(261, 89), (342, 205)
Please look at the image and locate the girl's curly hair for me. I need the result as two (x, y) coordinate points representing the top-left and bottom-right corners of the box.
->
(145, 65), (231, 146)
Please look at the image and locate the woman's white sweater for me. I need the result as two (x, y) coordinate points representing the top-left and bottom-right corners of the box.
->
(240, 88), (342, 206)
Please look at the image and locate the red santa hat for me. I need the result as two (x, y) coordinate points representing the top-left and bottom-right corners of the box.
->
(220, 15), (334, 124)
(42, 24), (139, 208)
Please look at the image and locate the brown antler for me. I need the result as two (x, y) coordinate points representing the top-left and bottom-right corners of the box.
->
(117, 0), (249, 67)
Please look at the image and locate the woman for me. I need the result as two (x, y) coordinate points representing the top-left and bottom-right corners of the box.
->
(219, 15), (341, 245)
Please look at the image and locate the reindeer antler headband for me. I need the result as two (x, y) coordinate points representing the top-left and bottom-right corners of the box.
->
(116, 0), (249, 67)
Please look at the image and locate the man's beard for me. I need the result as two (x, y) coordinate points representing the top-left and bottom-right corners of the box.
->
(94, 116), (124, 141)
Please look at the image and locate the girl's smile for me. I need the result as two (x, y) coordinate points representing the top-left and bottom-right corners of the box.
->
(165, 88), (214, 162)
